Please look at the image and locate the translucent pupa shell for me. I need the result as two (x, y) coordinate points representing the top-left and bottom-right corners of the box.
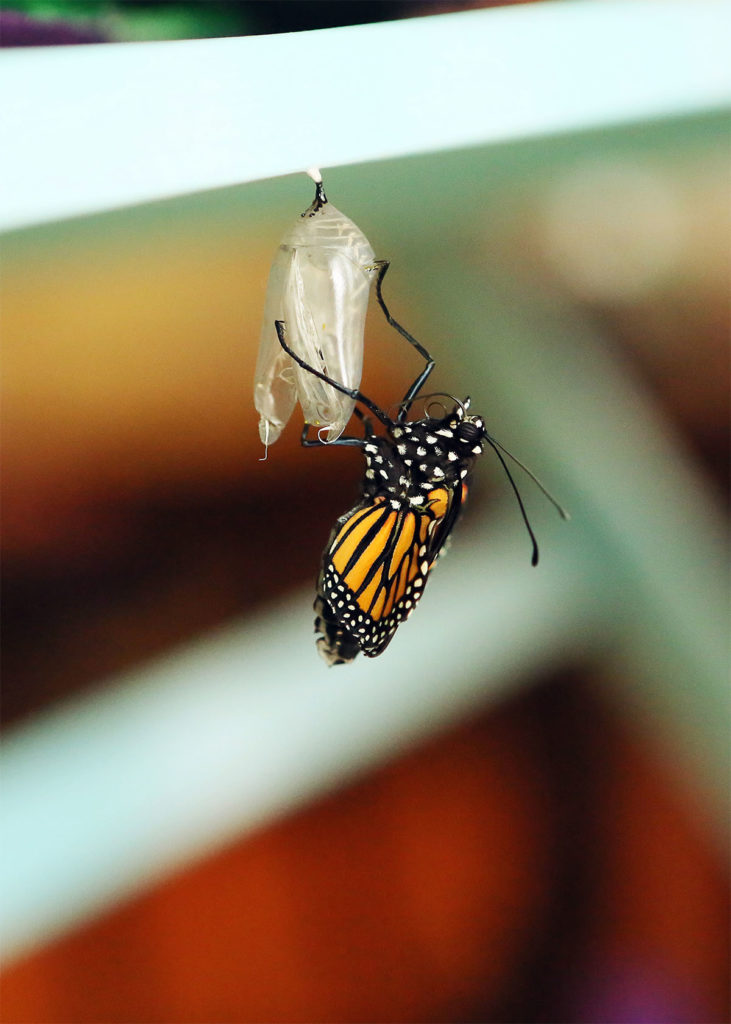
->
(254, 187), (376, 447)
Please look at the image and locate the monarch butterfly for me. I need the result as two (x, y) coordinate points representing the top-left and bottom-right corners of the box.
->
(275, 260), (568, 665)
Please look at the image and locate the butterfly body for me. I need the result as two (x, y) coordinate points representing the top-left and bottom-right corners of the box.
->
(314, 405), (487, 665)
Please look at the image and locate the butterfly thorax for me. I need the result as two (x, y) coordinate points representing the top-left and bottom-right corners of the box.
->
(361, 404), (487, 509)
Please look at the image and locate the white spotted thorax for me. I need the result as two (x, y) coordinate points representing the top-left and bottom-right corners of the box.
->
(363, 405), (486, 505)
(254, 187), (376, 447)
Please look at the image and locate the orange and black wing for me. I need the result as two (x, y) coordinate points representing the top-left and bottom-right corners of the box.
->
(425, 480), (469, 565)
(314, 485), (465, 663)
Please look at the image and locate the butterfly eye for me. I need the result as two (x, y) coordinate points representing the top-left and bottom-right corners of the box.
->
(253, 174), (376, 450)
(456, 420), (483, 443)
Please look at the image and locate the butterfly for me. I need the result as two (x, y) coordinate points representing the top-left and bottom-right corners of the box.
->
(274, 260), (567, 665)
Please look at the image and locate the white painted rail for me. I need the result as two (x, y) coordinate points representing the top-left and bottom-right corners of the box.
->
(1, 0), (729, 231)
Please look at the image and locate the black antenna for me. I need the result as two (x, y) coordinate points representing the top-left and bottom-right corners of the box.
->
(486, 432), (570, 521)
(394, 392), (467, 419)
(485, 438), (541, 566)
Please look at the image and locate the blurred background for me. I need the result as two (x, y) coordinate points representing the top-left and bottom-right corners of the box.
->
(1, 2), (729, 1023)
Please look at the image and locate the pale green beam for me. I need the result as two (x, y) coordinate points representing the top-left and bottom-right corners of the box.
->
(1, 525), (607, 966)
(1, 0), (729, 231)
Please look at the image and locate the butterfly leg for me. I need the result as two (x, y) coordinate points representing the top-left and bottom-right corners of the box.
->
(275, 320), (390, 426)
(300, 423), (365, 448)
(300, 398), (375, 448)
(372, 261), (435, 419)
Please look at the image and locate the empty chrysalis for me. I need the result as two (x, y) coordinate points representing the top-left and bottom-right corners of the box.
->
(254, 170), (377, 450)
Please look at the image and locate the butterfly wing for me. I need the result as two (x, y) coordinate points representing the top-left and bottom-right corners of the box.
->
(314, 485), (464, 663)
(424, 481), (468, 565)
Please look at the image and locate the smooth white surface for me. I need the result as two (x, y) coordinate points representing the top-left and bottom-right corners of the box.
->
(1, 0), (729, 230)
